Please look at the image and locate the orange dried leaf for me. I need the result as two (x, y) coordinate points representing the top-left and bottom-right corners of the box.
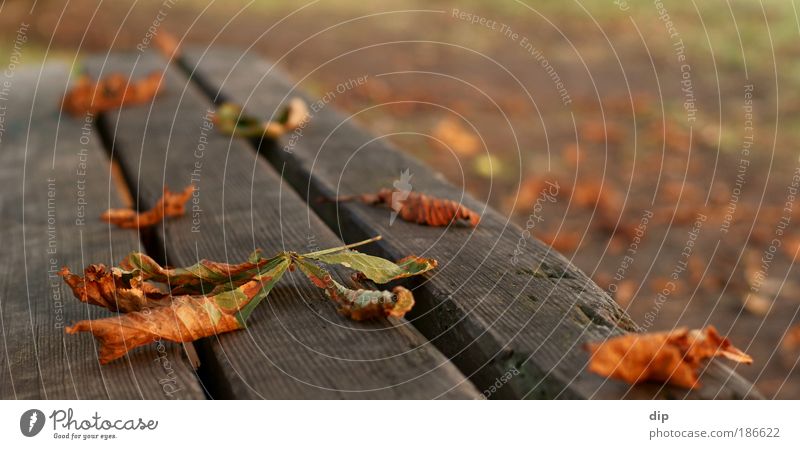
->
(62, 72), (163, 116)
(580, 120), (623, 144)
(66, 295), (243, 364)
(781, 325), (800, 353)
(64, 257), (289, 364)
(59, 264), (169, 313)
(561, 143), (581, 169)
(648, 120), (690, 153)
(432, 117), (480, 156)
(742, 292), (770, 316)
(782, 234), (800, 261)
(101, 185), (194, 229)
(335, 188), (480, 227)
(586, 326), (752, 389)
(536, 230), (581, 253)
(614, 280), (637, 307)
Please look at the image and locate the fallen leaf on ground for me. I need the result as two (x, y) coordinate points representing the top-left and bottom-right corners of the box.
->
(213, 98), (309, 139)
(742, 292), (771, 316)
(648, 120), (690, 153)
(61, 236), (436, 363)
(606, 92), (653, 116)
(782, 234), (800, 261)
(473, 153), (504, 178)
(101, 185), (194, 229)
(331, 188), (480, 227)
(741, 251), (785, 315)
(614, 280), (637, 307)
(536, 230), (581, 253)
(561, 143), (581, 170)
(121, 250), (267, 295)
(432, 117), (480, 156)
(586, 326), (753, 389)
(581, 119), (624, 144)
(781, 325), (800, 353)
(503, 176), (561, 215)
(62, 72), (163, 116)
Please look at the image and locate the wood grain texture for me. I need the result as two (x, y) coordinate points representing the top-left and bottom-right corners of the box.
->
(178, 47), (761, 399)
(0, 64), (204, 399)
(85, 52), (480, 399)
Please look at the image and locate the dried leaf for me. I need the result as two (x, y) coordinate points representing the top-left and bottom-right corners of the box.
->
(62, 236), (434, 363)
(536, 230), (581, 253)
(213, 98), (309, 139)
(614, 280), (637, 307)
(334, 188), (480, 227)
(782, 234), (800, 261)
(648, 119), (690, 153)
(304, 249), (437, 284)
(586, 326), (753, 389)
(473, 154), (504, 178)
(294, 258), (414, 320)
(58, 264), (169, 312)
(432, 117), (480, 156)
(561, 143), (581, 170)
(101, 185), (194, 229)
(66, 257), (290, 364)
(742, 292), (771, 316)
(121, 250), (271, 294)
(67, 294), (243, 364)
(581, 119), (623, 144)
(62, 72), (163, 116)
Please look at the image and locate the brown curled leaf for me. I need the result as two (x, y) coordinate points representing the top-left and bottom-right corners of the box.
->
(212, 98), (309, 139)
(58, 264), (169, 312)
(585, 326), (752, 389)
(66, 295), (243, 364)
(294, 257), (415, 320)
(334, 188), (480, 227)
(101, 185), (194, 229)
(62, 72), (163, 116)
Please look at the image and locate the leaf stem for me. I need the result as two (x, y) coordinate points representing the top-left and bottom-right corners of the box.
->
(301, 235), (382, 257)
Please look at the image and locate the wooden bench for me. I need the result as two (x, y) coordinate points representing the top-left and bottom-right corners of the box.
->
(0, 47), (761, 399)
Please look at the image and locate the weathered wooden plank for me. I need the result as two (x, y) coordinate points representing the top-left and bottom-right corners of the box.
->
(180, 47), (761, 399)
(0, 63), (204, 399)
(85, 52), (481, 399)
